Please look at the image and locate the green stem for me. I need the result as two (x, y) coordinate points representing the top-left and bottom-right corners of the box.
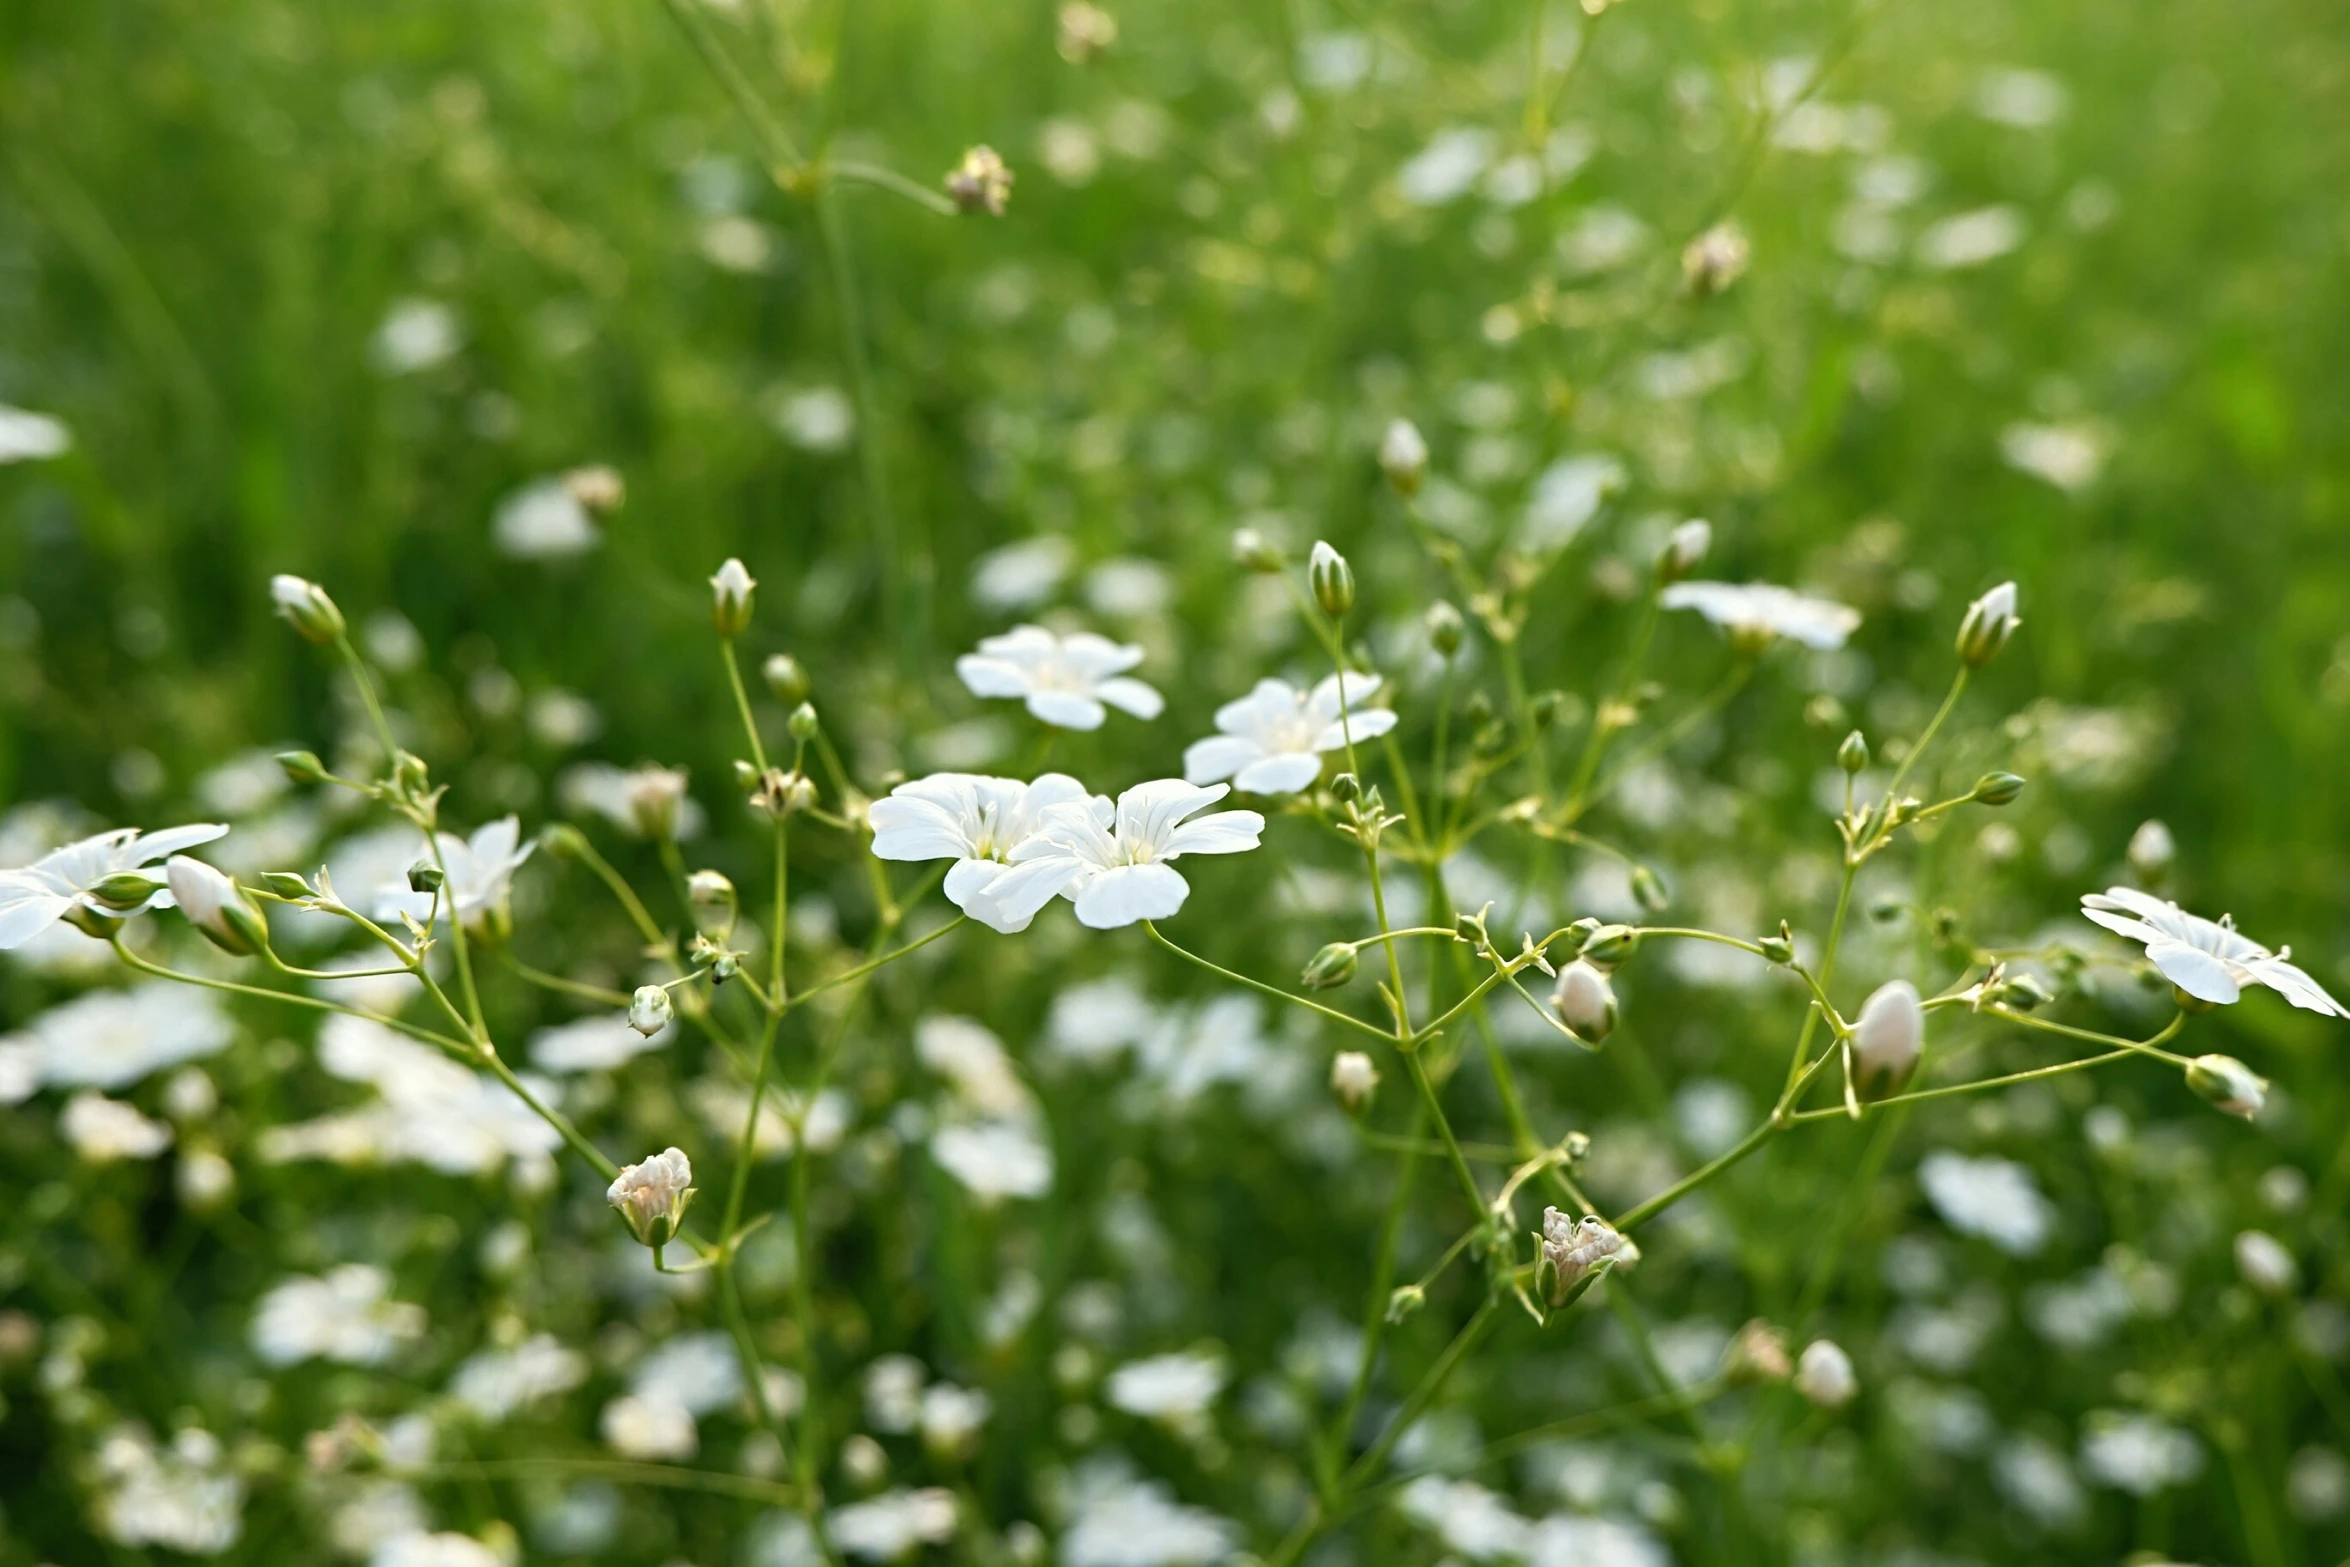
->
(826, 159), (957, 215)
(814, 178), (913, 666)
(722, 640), (771, 774)
(1144, 923), (1394, 1043)
(106, 941), (466, 1055)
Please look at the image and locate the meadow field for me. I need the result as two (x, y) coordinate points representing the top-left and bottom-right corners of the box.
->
(3, 0), (2350, 1562)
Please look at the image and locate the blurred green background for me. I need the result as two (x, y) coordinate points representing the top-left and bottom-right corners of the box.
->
(5, 0), (2350, 1562)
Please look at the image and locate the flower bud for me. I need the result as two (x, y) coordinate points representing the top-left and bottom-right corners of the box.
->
(269, 574), (346, 645)
(1987, 971), (2055, 1010)
(1529, 690), (1566, 728)
(64, 903), (125, 939)
(1329, 772), (1361, 804)
(628, 984), (675, 1038)
(1658, 519), (1711, 583)
(1425, 600), (1465, 658)
(709, 558), (756, 637)
(1553, 916), (1602, 959)
(1850, 979), (1923, 1101)
(2186, 1054), (2267, 1119)
(1579, 924), (1638, 970)
(276, 750), (332, 786)
(1308, 540), (1355, 619)
(1385, 1283), (1427, 1323)
(1723, 1319), (1794, 1385)
(1378, 418), (1428, 497)
(1793, 1340), (1856, 1409)
(2234, 1229), (2298, 1298)
(1971, 771), (2026, 807)
(1551, 959), (1618, 1046)
(1231, 528), (1284, 572)
(688, 869), (736, 914)
(1538, 1208), (1623, 1306)
(607, 1147), (695, 1247)
(945, 145), (1014, 216)
(257, 870), (315, 899)
(87, 871), (163, 912)
(1955, 581), (2020, 668)
(1329, 1050), (1379, 1111)
(1838, 730), (1869, 774)
(562, 464), (626, 513)
(733, 759), (763, 791)
(2127, 819), (2174, 884)
(538, 824), (589, 861)
(762, 653), (811, 704)
(406, 860), (445, 895)
(1756, 930), (1795, 965)
(1630, 866), (1669, 915)
(167, 857), (265, 956)
(626, 765), (690, 840)
(788, 702), (821, 742)
(1680, 221), (1750, 298)
(1301, 943), (1360, 991)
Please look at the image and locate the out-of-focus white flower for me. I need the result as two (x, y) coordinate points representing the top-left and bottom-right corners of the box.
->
(491, 478), (599, 560)
(1794, 1339), (1857, 1408)
(2000, 421), (2106, 491)
(0, 982), (232, 1095)
(601, 1392), (699, 1460)
(252, 1265), (426, 1367)
(869, 773), (1094, 933)
(95, 1425), (244, 1554)
(1975, 67), (2068, 128)
(631, 1331), (752, 1416)
(955, 625), (1164, 730)
(260, 1014), (562, 1176)
(371, 298), (462, 374)
(1329, 1051), (1379, 1110)
(1915, 205), (2026, 269)
(0, 405), (72, 463)
(447, 1333), (588, 1421)
(770, 385), (857, 451)
(62, 1091), (174, 1161)
(529, 1014), (669, 1073)
(1850, 979), (1923, 1100)
(1539, 1208), (1624, 1303)
(1660, 518), (1713, 581)
(0, 823), (230, 948)
(558, 762), (706, 841)
(829, 1487), (958, 1561)
(1919, 1151), (2053, 1255)
(1014, 780), (1265, 929)
(2080, 888), (2346, 1015)
(1550, 960), (1618, 1046)
(931, 1121), (1053, 1201)
(1521, 454), (1626, 550)
(866, 1354), (928, 1433)
(372, 1530), (505, 1567)
(374, 818), (532, 935)
(608, 1147), (695, 1245)
(2236, 1230), (2299, 1297)
(920, 1382), (992, 1456)
(1993, 1433), (2088, 1528)
(1182, 674), (1396, 795)
(1661, 581), (1861, 650)
(1398, 1475), (1529, 1558)
(1106, 1350), (1226, 1422)
(2080, 1411), (2202, 1495)
(177, 1147), (236, 1209)
(916, 1017), (1037, 1121)
(1379, 418), (1429, 495)
(1059, 1469), (1239, 1567)
(970, 536), (1074, 612)
(2127, 819), (2175, 882)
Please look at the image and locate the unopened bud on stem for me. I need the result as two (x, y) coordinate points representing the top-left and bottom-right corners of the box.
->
(1308, 541), (1355, 619)
(762, 653), (810, 704)
(628, 984), (674, 1038)
(269, 575), (346, 645)
(1301, 943), (1359, 990)
(1658, 519), (1712, 583)
(1850, 979), (1923, 1101)
(1971, 772), (2026, 806)
(1955, 581), (2020, 669)
(1378, 419), (1428, 497)
(1838, 731), (1869, 774)
(709, 558), (756, 638)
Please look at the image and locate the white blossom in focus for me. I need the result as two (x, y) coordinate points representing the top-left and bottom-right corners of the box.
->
(1181, 673), (1397, 795)
(869, 772), (1093, 933)
(1660, 581), (1861, 650)
(954, 625), (1164, 730)
(252, 1265), (426, 1367)
(2080, 887), (2347, 1015)
(608, 1146), (695, 1244)
(1013, 780), (1265, 929)
(0, 823), (230, 948)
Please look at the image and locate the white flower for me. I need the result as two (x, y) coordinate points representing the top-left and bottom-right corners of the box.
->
(1661, 581), (1861, 650)
(600, 1393), (698, 1460)
(1794, 1339), (1858, 1408)
(371, 298), (461, 373)
(2080, 887), (2347, 1015)
(608, 1146), (695, 1244)
(95, 1426), (244, 1554)
(1181, 673), (1397, 795)
(1106, 1350), (1226, 1421)
(374, 818), (533, 934)
(828, 1488), (958, 1561)
(919, 1383), (992, 1455)
(529, 1014), (669, 1073)
(1539, 1208), (1624, 1302)
(954, 625), (1164, 730)
(447, 1333), (588, 1420)
(931, 1121), (1053, 1201)
(62, 1091), (174, 1161)
(2001, 421), (2106, 491)
(631, 1331), (751, 1416)
(491, 478), (599, 560)
(374, 1532), (503, 1567)
(0, 822), (230, 948)
(868, 772), (1093, 933)
(558, 762), (706, 841)
(0, 405), (72, 463)
(2080, 1411), (2201, 1495)
(2236, 1230), (2298, 1297)
(1059, 1471), (1238, 1567)
(1918, 1150), (2053, 1255)
(1850, 979), (1924, 1099)
(252, 1265), (426, 1367)
(1, 982), (232, 1093)
(166, 856), (257, 954)
(1329, 1050), (1379, 1109)
(1013, 780), (1265, 929)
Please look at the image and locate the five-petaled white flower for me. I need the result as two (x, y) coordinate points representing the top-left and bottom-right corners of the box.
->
(1660, 581), (1861, 650)
(1182, 673), (1397, 795)
(955, 625), (1164, 731)
(870, 773), (1095, 934)
(0, 824), (230, 949)
(375, 817), (534, 933)
(2079, 887), (2346, 1016)
(1014, 780), (1264, 929)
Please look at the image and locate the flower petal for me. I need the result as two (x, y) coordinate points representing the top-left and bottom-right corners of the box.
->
(1072, 863), (1190, 929)
(1162, 809), (1265, 858)
(1214, 679), (1299, 736)
(1233, 751), (1324, 795)
(1306, 670), (1382, 722)
(956, 655), (1035, 699)
(2146, 940), (2242, 1004)
(868, 797), (975, 861)
(2079, 907), (2166, 947)
(0, 874), (73, 949)
(2246, 957), (2350, 1019)
(1183, 736), (1264, 785)
(942, 858), (1007, 911)
(1057, 632), (1147, 678)
(966, 856), (1086, 933)
(1025, 690), (1107, 730)
(1311, 708), (1397, 751)
(1093, 676), (1165, 720)
(130, 823), (232, 865)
